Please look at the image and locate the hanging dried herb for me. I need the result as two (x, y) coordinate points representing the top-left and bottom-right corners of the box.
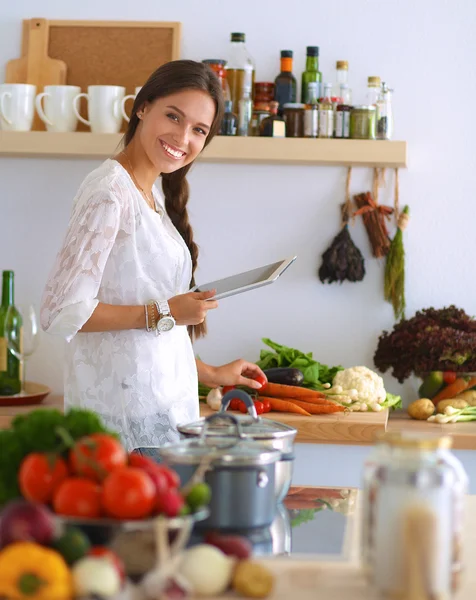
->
(384, 169), (410, 321)
(354, 168), (393, 258)
(318, 167), (365, 284)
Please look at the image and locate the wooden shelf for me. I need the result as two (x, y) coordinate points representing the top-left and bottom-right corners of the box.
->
(0, 132), (407, 167)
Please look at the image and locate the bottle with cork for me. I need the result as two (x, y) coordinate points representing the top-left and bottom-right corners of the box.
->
(274, 50), (297, 115)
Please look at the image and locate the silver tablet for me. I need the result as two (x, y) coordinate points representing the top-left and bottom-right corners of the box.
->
(190, 256), (297, 300)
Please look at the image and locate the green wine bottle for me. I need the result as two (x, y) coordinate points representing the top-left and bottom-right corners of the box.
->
(0, 271), (22, 395)
(301, 46), (322, 104)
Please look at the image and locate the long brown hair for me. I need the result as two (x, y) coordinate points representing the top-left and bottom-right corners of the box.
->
(123, 60), (224, 340)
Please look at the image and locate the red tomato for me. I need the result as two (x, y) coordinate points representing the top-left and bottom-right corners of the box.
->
(128, 453), (157, 470)
(70, 433), (127, 482)
(222, 386), (236, 395)
(156, 488), (185, 518)
(19, 453), (69, 504)
(53, 477), (102, 518)
(238, 401), (248, 414)
(253, 400), (265, 415)
(153, 464), (180, 489)
(102, 467), (156, 519)
(253, 374), (267, 389)
(88, 547), (126, 582)
(229, 398), (242, 411)
(443, 371), (457, 385)
(261, 399), (271, 413)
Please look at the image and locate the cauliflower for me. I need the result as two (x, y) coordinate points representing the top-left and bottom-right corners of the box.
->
(331, 366), (386, 404)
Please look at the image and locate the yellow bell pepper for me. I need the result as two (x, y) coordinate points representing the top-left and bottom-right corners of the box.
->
(0, 542), (74, 600)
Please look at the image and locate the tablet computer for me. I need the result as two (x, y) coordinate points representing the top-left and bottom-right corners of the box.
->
(190, 256), (297, 300)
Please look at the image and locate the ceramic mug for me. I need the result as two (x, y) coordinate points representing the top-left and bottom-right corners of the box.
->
(0, 84), (36, 131)
(121, 86), (142, 123)
(35, 85), (81, 132)
(73, 85), (125, 133)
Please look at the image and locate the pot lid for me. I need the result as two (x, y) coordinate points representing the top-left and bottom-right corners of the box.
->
(178, 414), (297, 441)
(159, 436), (281, 467)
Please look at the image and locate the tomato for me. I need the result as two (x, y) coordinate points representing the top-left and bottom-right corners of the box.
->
(19, 453), (69, 503)
(253, 374), (267, 389)
(153, 464), (181, 489)
(128, 451), (178, 491)
(238, 401), (248, 413)
(156, 488), (185, 518)
(222, 386), (236, 395)
(253, 400), (265, 415)
(88, 547), (126, 582)
(260, 399), (271, 413)
(70, 433), (127, 482)
(102, 467), (156, 519)
(53, 477), (102, 518)
(443, 371), (457, 385)
(229, 398), (242, 411)
(128, 453), (157, 470)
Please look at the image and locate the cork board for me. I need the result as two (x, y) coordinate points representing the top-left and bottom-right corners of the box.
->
(20, 19), (181, 131)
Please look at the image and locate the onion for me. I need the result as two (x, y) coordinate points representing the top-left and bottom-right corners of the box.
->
(179, 544), (234, 596)
(0, 499), (55, 548)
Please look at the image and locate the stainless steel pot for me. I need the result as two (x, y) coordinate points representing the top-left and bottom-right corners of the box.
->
(178, 390), (297, 502)
(159, 414), (281, 530)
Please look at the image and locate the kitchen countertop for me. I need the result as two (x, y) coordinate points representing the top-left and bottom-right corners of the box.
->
(2, 395), (476, 449)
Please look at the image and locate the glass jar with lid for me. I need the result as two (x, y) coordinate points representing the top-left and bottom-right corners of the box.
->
(283, 103), (304, 137)
(350, 105), (376, 140)
(202, 59), (231, 101)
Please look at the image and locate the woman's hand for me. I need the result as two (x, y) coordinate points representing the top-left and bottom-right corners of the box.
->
(168, 290), (218, 326)
(209, 360), (268, 390)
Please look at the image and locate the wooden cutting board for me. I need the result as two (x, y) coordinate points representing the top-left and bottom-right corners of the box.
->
(5, 18), (67, 130)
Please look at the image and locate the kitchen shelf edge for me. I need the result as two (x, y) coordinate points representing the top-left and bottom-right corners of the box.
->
(0, 132), (407, 167)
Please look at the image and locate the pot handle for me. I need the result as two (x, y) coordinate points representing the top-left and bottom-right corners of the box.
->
(200, 412), (245, 443)
(281, 452), (295, 462)
(220, 389), (259, 421)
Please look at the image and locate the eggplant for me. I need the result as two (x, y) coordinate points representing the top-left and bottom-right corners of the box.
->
(263, 367), (304, 386)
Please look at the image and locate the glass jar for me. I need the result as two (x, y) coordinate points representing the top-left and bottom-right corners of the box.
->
(335, 104), (352, 138)
(283, 102), (304, 137)
(202, 59), (231, 101)
(250, 109), (270, 136)
(350, 106), (376, 140)
(254, 82), (274, 105)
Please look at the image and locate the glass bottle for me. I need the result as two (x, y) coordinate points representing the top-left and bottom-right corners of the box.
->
(376, 82), (394, 140)
(366, 76), (382, 106)
(219, 100), (237, 136)
(303, 81), (319, 138)
(335, 83), (352, 138)
(0, 271), (21, 395)
(318, 83), (334, 139)
(238, 85), (253, 136)
(260, 101), (286, 137)
(301, 46), (321, 104)
(225, 32), (255, 114)
(274, 50), (297, 115)
(332, 62), (351, 107)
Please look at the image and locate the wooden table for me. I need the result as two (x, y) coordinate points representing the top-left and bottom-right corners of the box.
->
(3, 398), (476, 450)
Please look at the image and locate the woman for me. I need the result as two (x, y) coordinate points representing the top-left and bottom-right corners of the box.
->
(40, 60), (266, 452)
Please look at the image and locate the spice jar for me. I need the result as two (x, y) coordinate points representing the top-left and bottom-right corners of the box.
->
(250, 109), (270, 136)
(202, 59), (231, 101)
(254, 82), (274, 105)
(336, 104), (352, 138)
(350, 106), (376, 140)
(283, 103), (304, 137)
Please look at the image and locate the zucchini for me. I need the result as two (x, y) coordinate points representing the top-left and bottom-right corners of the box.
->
(263, 367), (304, 386)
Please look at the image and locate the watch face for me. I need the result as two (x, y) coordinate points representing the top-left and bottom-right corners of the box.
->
(157, 316), (175, 332)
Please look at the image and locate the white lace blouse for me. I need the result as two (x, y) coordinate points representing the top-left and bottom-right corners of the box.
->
(41, 159), (199, 451)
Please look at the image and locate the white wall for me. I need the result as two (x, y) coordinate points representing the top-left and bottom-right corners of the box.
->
(2, 0), (476, 402)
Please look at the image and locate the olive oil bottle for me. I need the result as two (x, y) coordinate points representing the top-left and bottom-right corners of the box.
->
(0, 271), (22, 395)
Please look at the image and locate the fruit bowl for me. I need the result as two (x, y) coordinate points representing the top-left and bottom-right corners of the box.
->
(54, 508), (209, 580)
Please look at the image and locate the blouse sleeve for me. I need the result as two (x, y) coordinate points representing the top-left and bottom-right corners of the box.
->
(40, 191), (121, 342)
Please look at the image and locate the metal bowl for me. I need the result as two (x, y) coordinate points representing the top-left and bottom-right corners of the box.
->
(54, 509), (209, 579)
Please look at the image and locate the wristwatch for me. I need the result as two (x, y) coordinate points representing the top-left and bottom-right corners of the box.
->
(156, 299), (176, 333)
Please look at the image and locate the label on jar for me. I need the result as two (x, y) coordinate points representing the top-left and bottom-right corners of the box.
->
(0, 337), (6, 371)
(336, 111), (350, 138)
(303, 107), (318, 137)
(318, 109), (333, 138)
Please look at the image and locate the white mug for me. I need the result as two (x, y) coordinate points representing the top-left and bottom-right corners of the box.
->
(35, 85), (81, 132)
(73, 85), (125, 133)
(0, 84), (36, 131)
(121, 86), (142, 123)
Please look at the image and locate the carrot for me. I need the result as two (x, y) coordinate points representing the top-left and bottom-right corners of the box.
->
(432, 377), (470, 404)
(259, 382), (325, 400)
(283, 398), (345, 414)
(266, 397), (312, 416)
(284, 395), (339, 406)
